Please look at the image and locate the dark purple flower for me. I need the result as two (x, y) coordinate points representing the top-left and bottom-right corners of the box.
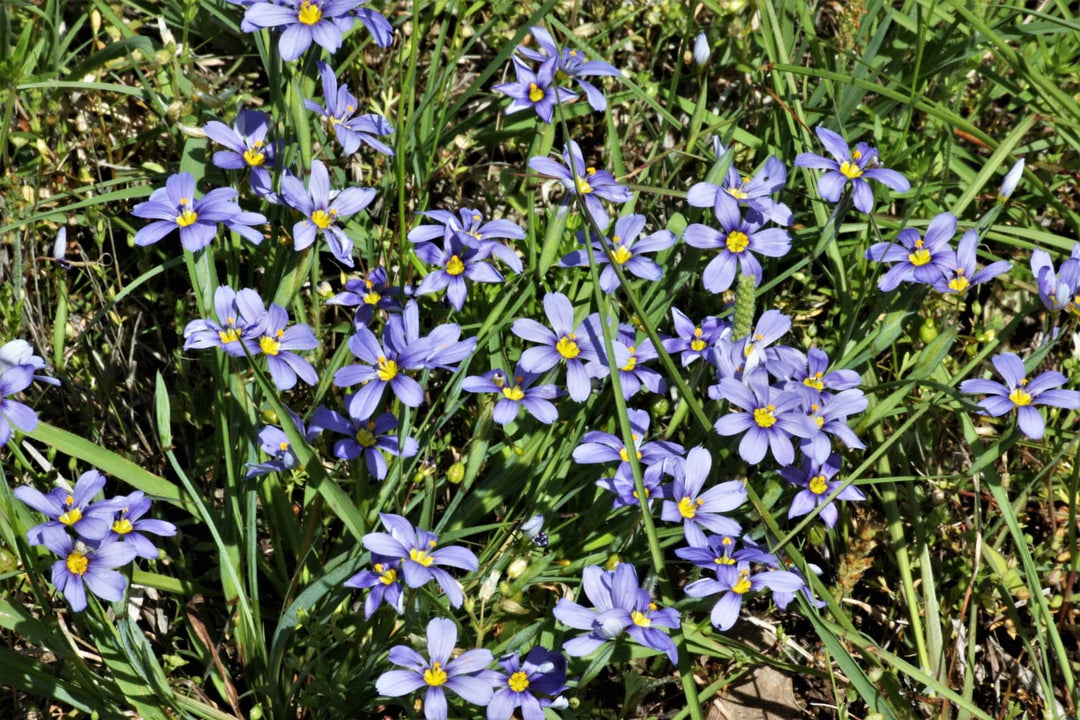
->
(131, 172), (241, 252)
(683, 200), (791, 294)
(528, 141), (631, 230)
(559, 213), (677, 293)
(306, 62), (395, 155)
(43, 534), (138, 612)
(326, 266), (406, 328)
(408, 207), (524, 274)
(660, 447), (746, 547)
(183, 285), (266, 357)
(375, 617), (494, 720)
(204, 109), (277, 197)
(516, 26), (620, 111)
(310, 408), (418, 480)
(685, 560), (805, 631)
(492, 56), (577, 124)
(553, 563), (680, 664)
(779, 453), (864, 528)
(487, 647), (568, 720)
(245, 409), (318, 478)
(461, 365), (559, 425)
(794, 126), (910, 213)
(865, 212), (958, 292)
(362, 514), (479, 607)
(511, 292), (599, 402)
(415, 232), (503, 311)
(104, 491), (177, 559)
(243, 0), (363, 61)
(661, 308), (729, 367)
(959, 352), (1080, 440)
(344, 555), (404, 618)
(281, 159), (376, 267)
(15, 470), (120, 546)
(713, 369), (819, 465)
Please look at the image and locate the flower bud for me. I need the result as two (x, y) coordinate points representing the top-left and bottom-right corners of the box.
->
(693, 33), (711, 66)
(447, 461), (465, 484)
(507, 557), (529, 579)
(478, 569), (500, 602)
(998, 158), (1024, 201)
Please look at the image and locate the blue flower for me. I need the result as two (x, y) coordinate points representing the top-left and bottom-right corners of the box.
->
(183, 285), (266, 357)
(104, 491), (178, 559)
(252, 304), (319, 391)
(1029, 244), (1080, 314)
(779, 453), (865, 528)
(487, 647), (568, 720)
(0, 339), (59, 387)
(0, 365), (40, 445)
(516, 26), (620, 111)
(865, 212), (959, 292)
(511, 292), (599, 402)
(344, 555), (404, 618)
(243, 0), (363, 61)
(685, 560), (805, 631)
(203, 110), (277, 198)
(325, 266), (407, 329)
(528, 141), (631, 230)
(43, 533), (137, 612)
(15, 470), (119, 546)
(794, 126), (910, 213)
(559, 213), (677, 294)
(281, 159), (376, 267)
(414, 232), (504, 311)
(929, 229), (1011, 295)
(375, 617), (493, 720)
(959, 352), (1080, 440)
(408, 207), (524, 274)
(683, 200), (791, 294)
(661, 308), (729, 367)
(492, 56), (577, 124)
(687, 142), (793, 226)
(713, 368), (819, 466)
(131, 172), (247, 252)
(660, 447), (746, 547)
(306, 62), (395, 155)
(245, 408), (319, 478)
(461, 365), (560, 425)
(310, 408), (418, 480)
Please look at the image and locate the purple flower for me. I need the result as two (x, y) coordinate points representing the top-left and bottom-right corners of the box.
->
(596, 463), (669, 510)
(865, 212), (959, 292)
(340, 1), (394, 47)
(660, 447), (746, 547)
(553, 563), (681, 664)
(183, 285), (266, 357)
(784, 347), (862, 401)
(306, 62), (394, 155)
(253, 304), (319, 390)
(0, 365), (39, 445)
(798, 387), (868, 463)
(0, 340), (59, 387)
(794, 126), (910, 213)
(326, 266), (406, 328)
(245, 410), (318, 478)
(310, 408), (418, 480)
(362, 514), (479, 607)
(44, 534), (138, 612)
(929, 230), (1012, 295)
(683, 199), (791, 294)
(558, 213), (677, 293)
(685, 560), (805, 631)
(959, 352), (1080, 440)
(528, 141), (631, 230)
(408, 207), (524, 274)
(511, 292), (599, 402)
(586, 321), (666, 400)
(1030, 246), (1080, 314)
(461, 365), (559, 425)
(779, 453), (864, 528)
(492, 56), (577, 124)
(375, 617), (494, 720)
(131, 172), (242, 252)
(516, 26), (620, 112)
(487, 647), (568, 720)
(281, 159), (376, 267)
(415, 232), (504, 311)
(661, 308), (729, 367)
(344, 555), (404, 618)
(687, 144), (793, 226)
(14, 470), (120, 546)
(713, 369), (819, 465)
(675, 534), (777, 570)
(243, 0), (362, 61)
(204, 109), (277, 198)
(726, 310), (803, 379)
(104, 491), (177, 559)
(573, 408), (684, 480)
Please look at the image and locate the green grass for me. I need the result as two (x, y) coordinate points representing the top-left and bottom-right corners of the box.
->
(2, 0), (1080, 718)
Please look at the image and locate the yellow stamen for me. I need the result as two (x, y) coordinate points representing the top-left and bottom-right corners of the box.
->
(678, 496), (703, 519)
(732, 569), (752, 594)
(948, 274), (969, 293)
(508, 671), (530, 693)
(502, 385), (525, 401)
(311, 209), (333, 230)
(379, 567), (397, 585)
(1009, 388), (1033, 406)
(424, 661), (447, 687)
(363, 291), (381, 305)
(66, 552), (89, 576)
(355, 428), (377, 447)
(611, 245), (632, 265)
(803, 373), (825, 391)
(725, 230), (750, 253)
(575, 175), (593, 195)
(753, 405), (777, 428)
(839, 160), (862, 179)
(297, 0), (322, 25)
(528, 83), (544, 103)
(445, 255), (465, 276)
(555, 335), (580, 359)
(113, 518), (134, 534)
(243, 147), (266, 167)
(376, 357), (398, 382)
(631, 610), (652, 627)
(409, 547), (435, 567)
(809, 474), (829, 495)
(727, 186), (749, 200)
(219, 328), (241, 344)
(259, 335), (281, 356)
(176, 209), (198, 227)
(620, 354), (637, 372)
(58, 508), (83, 526)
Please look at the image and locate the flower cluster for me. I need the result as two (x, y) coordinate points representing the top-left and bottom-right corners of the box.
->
(14, 470), (176, 611)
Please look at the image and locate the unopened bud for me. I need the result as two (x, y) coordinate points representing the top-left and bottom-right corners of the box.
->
(998, 158), (1024, 201)
(693, 33), (711, 66)
(507, 557), (529, 579)
(478, 569), (500, 602)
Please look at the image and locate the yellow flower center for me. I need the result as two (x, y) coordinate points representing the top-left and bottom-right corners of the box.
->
(363, 291), (381, 305)
(631, 610), (652, 627)
(176, 209), (199, 227)
(279, 441), (289, 452)
(379, 566), (397, 585)
(259, 335), (281, 356)
(852, 150), (863, 160)
(690, 338), (707, 352)
(803, 373), (825, 391)
(714, 555), (736, 565)
(58, 507), (83, 526)
(725, 230), (750, 254)
(502, 385), (525, 401)
(948, 274), (969, 293)
(112, 518), (134, 535)
(556, 335), (580, 359)
(611, 244), (632, 265)
(620, 354), (637, 372)
(508, 671), (530, 693)
(376, 357), (398, 382)
(424, 661), (447, 687)
(243, 147), (266, 167)
(219, 328), (241, 344)
(1009, 388), (1033, 406)
(355, 427), (377, 447)
(632, 487), (650, 500)
(297, 0), (322, 25)
(727, 186), (749, 200)
(575, 175), (593, 195)
(311, 209), (334, 230)
(528, 83), (544, 103)
(618, 439), (642, 463)
(678, 496), (704, 519)
(839, 160), (863, 179)
(409, 547), (434, 567)
(809, 474), (829, 495)
(732, 569), (752, 594)
(446, 255), (465, 276)
(66, 552), (89, 576)
(753, 405), (777, 428)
